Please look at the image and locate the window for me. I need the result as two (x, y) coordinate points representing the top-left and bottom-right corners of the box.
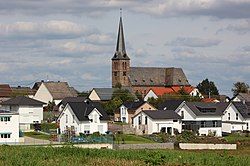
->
(0, 117), (10, 122)
(228, 113), (230, 120)
(236, 113), (239, 120)
(114, 62), (118, 70)
(173, 120), (178, 122)
(138, 116), (141, 125)
(247, 123), (249, 130)
(1, 134), (10, 138)
(213, 121), (217, 127)
(72, 115), (75, 123)
(145, 116), (148, 125)
(94, 114), (98, 123)
(181, 111), (184, 118)
(114, 72), (117, 76)
(201, 121), (206, 127)
(66, 115), (68, 123)
(84, 125), (90, 134)
(123, 72), (126, 76)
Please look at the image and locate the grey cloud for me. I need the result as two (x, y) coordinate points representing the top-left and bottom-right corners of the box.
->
(168, 37), (222, 47)
(225, 19), (250, 34)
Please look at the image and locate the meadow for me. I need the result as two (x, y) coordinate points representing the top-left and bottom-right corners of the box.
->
(0, 145), (250, 166)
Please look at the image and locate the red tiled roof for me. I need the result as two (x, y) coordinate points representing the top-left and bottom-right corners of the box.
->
(171, 86), (196, 94)
(151, 87), (175, 96)
(202, 98), (219, 102)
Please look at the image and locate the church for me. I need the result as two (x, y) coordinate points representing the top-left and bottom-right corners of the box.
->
(112, 15), (190, 96)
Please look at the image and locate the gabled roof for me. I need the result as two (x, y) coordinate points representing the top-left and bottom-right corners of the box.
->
(67, 102), (109, 121)
(232, 102), (250, 119)
(142, 110), (182, 120)
(232, 93), (250, 102)
(42, 82), (77, 100)
(171, 86), (196, 94)
(0, 84), (12, 97)
(59, 97), (90, 106)
(1, 96), (45, 105)
(185, 102), (229, 116)
(91, 88), (118, 101)
(151, 87), (175, 96)
(158, 100), (184, 111)
(202, 98), (220, 102)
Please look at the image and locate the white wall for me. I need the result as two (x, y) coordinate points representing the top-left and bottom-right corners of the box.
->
(133, 112), (182, 135)
(3, 105), (43, 131)
(34, 83), (53, 104)
(0, 113), (19, 143)
(176, 104), (196, 120)
(59, 105), (108, 135)
(144, 90), (157, 101)
(119, 105), (128, 123)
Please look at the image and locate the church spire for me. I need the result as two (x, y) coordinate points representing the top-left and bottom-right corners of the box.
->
(112, 9), (130, 60)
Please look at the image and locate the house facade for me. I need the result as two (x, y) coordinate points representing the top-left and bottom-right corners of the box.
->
(58, 102), (109, 135)
(0, 110), (19, 143)
(1, 96), (45, 131)
(33, 81), (77, 105)
(114, 101), (156, 124)
(133, 110), (182, 135)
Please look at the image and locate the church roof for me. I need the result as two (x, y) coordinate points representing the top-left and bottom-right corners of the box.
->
(129, 67), (190, 87)
(112, 16), (130, 60)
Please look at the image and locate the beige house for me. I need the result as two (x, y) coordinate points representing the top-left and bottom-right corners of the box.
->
(114, 101), (156, 124)
(33, 81), (77, 105)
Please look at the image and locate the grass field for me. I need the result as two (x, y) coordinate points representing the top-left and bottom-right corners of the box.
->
(114, 134), (157, 144)
(0, 145), (250, 165)
(24, 132), (50, 140)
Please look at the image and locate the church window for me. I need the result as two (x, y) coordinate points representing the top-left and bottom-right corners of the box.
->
(123, 72), (126, 76)
(114, 62), (118, 70)
(124, 62), (127, 70)
(114, 72), (117, 76)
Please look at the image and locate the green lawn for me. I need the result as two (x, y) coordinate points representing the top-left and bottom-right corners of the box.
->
(224, 134), (250, 143)
(114, 134), (157, 144)
(0, 146), (250, 166)
(24, 132), (50, 140)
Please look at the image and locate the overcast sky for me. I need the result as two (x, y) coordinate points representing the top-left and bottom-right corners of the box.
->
(0, 0), (250, 97)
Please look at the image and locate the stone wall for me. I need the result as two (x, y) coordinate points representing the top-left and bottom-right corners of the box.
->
(114, 143), (174, 150)
(179, 143), (237, 150)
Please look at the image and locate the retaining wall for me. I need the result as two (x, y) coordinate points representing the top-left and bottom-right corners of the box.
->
(114, 143), (174, 150)
(179, 143), (237, 150)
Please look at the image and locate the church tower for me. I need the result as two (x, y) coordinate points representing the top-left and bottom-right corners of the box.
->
(112, 13), (130, 88)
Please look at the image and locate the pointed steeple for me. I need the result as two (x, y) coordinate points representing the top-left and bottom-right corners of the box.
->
(112, 10), (130, 60)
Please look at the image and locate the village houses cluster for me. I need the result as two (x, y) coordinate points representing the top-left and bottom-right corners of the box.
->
(0, 15), (250, 144)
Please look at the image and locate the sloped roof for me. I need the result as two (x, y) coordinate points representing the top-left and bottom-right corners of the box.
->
(0, 84), (12, 97)
(68, 102), (109, 121)
(11, 86), (36, 96)
(202, 98), (219, 102)
(185, 102), (229, 116)
(233, 93), (250, 102)
(158, 100), (184, 110)
(142, 110), (182, 119)
(92, 88), (118, 101)
(43, 82), (77, 100)
(1, 96), (45, 105)
(151, 87), (175, 96)
(59, 97), (89, 106)
(171, 86), (196, 94)
(129, 67), (190, 87)
(232, 102), (250, 119)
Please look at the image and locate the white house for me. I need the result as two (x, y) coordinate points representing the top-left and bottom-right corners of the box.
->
(176, 102), (229, 137)
(231, 93), (250, 102)
(133, 110), (182, 135)
(1, 96), (45, 131)
(58, 101), (109, 135)
(33, 81), (77, 105)
(0, 110), (19, 143)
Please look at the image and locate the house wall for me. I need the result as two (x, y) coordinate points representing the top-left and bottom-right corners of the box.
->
(144, 90), (158, 101)
(178, 104), (222, 137)
(59, 105), (108, 135)
(189, 88), (203, 98)
(88, 90), (101, 101)
(34, 83), (53, 104)
(0, 113), (19, 143)
(133, 112), (181, 135)
(3, 105), (43, 131)
(222, 104), (246, 133)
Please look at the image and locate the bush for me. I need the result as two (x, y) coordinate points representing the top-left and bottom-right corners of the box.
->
(41, 123), (58, 130)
